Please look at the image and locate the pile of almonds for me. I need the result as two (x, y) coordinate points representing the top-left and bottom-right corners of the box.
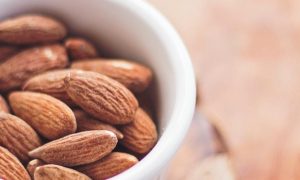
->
(0, 14), (158, 180)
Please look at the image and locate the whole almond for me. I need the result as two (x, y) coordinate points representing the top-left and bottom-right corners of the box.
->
(0, 146), (30, 180)
(71, 59), (152, 92)
(64, 38), (98, 60)
(23, 69), (81, 105)
(9, 91), (76, 140)
(74, 109), (123, 139)
(65, 71), (138, 125)
(0, 44), (68, 92)
(0, 14), (67, 45)
(0, 45), (18, 62)
(76, 152), (138, 180)
(34, 165), (91, 180)
(29, 130), (118, 167)
(0, 95), (9, 112)
(0, 112), (42, 163)
(120, 108), (158, 154)
(27, 159), (45, 178)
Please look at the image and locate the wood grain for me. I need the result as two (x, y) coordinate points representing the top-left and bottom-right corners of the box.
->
(150, 0), (300, 179)
(187, 154), (235, 180)
(162, 113), (227, 180)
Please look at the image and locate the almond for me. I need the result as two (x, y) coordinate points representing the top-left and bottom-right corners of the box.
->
(29, 130), (118, 166)
(74, 109), (123, 139)
(0, 45), (18, 62)
(34, 164), (91, 180)
(0, 44), (68, 92)
(0, 14), (67, 45)
(0, 146), (30, 180)
(27, 159), (45, 178)
(0, 112), (42, 163)
(9, 91), (76, 140)
(76, 152), (138, 180)
(65, 71), (138, 125)
(71, 59), (152, 92)
(0, 95), (9, 112)
(23, 69), (81, 106)
(120, 108), (158, 154)
(64, 38), (98, 60)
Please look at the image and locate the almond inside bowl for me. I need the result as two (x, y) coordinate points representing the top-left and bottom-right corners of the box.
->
(0, 0), (196, 179)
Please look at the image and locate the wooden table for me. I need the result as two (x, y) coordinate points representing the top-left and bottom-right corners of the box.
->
(150, 0), (300, 179)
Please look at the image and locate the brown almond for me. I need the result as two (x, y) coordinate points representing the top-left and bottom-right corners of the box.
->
(34, 164), (91, 180)
(23, 69), (81, 105)
(65, 71), (138, 125)
(29, 130), (118, 167)
(74, 109), (123, 139)
(0, 112), (42, 163)
(0, 146), (30, 180)
(27, 159), (45, 178)
(9, 91), (76, 140)
(64, 38), (98, 60)
(120, 108), (158, 154)
(0, 14), (67, 45)
(0, 45), (18, 62)
(0, 44), (68, 92)
(0, 95), (9, 112)
(71, 59), (152, 92)
(76, 152), (138, 180)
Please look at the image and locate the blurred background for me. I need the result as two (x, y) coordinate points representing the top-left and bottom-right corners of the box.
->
(149, 0), (300, 179)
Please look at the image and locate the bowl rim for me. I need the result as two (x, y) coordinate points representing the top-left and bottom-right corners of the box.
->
(111, 0), (196, 179)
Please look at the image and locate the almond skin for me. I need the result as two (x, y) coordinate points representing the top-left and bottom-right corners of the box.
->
(9, 91), (76, 140)
(27, 159), (45, 178)
(23, 69), (81, 105)
(71, 59), (152, 92)
(0, 95), (9, 112)
(29, 130), (118, 167)
(0, 112), (42, 163)
(120, 108), (158, 154)
(0, 146), (31, 180)
(64, 38), (98, 60)
(0, 45), (18, 62)
(0, 44), (68, 92)
(0, 14), (67, 45)
(34, 164), (91, 180)
(65, 71), (138, 125)
(74, 109), (124, 139)
(76, 152), (138, 180)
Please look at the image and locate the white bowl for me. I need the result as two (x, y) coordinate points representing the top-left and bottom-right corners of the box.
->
(0, 0), (196, 179)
